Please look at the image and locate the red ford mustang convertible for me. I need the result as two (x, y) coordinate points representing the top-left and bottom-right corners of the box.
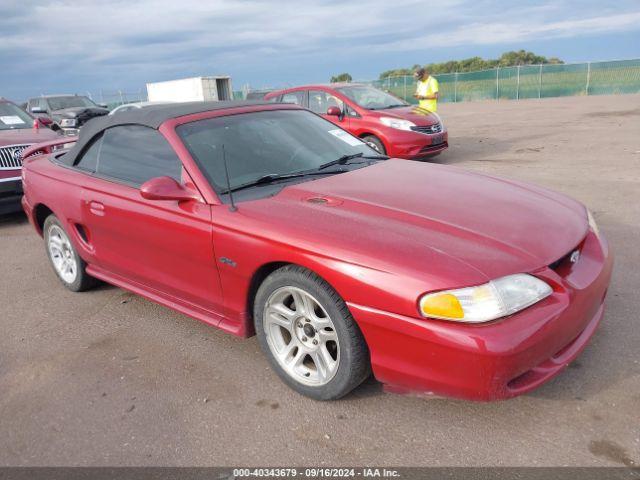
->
(21, 102), (612, 401)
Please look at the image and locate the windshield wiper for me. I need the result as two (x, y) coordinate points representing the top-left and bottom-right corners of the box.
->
(317, 152), (388, 170)
(221, 153), (388, 194)
(221, 169), (348, 194)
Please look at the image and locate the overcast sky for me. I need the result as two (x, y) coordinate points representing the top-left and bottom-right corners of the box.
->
(2, 0), (640, 101)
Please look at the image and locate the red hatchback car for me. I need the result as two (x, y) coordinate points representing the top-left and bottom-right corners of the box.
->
(21, 101), (611, 401)
(265, 83), (448, 159)
(0, 98), (59, 214)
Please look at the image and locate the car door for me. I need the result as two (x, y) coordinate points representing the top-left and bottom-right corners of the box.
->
(73, 125), (223, 313)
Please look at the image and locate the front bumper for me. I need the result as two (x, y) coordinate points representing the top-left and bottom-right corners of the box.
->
(0, 174), (23, 215)
(387, 130), (449, 159)
(348, 230), (612, 401)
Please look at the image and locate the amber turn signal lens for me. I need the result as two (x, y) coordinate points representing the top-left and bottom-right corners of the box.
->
(420, 293), (464, 319)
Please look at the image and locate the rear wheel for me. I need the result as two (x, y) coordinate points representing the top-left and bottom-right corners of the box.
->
(254, 265), (370, 400)
(44, 215), (97, 292)
(362, 135), (386, 155)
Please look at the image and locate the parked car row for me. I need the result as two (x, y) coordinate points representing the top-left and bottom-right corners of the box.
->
(1, 92), (143, 213)
(2, 82), (448, 215)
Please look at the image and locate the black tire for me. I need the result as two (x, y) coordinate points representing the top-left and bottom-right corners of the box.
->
(254, 265), (370, 400)
(43, 214), (98, 292)
(362, 135), (386, 155)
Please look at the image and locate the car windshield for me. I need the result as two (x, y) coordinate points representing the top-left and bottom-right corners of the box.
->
(0, 103), (33, 130)
(336, 85), (408, 110)
(177, 109), (379, 194)
(47, 96), (97, 110)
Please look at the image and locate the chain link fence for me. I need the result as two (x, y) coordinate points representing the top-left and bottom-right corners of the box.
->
(366, 58), (640, 104)
(93, 59), (640, 107)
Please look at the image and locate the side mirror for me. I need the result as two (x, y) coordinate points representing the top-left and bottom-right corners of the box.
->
(30, 106), (46, 114)
(326, 106), (342, 117)
(98, 103), (108, 109)
(38, 117), (53, 126)
(140, 176), (200, 202)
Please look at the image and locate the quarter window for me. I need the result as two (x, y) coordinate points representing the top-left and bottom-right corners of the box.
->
(75, 133), (103, 173)
(74, 125), (182, 186)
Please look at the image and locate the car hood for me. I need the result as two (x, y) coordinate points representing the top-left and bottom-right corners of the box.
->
(0, 127), (60, 147)
(371, 106), (440, 126)
(240, 160), (587, 285)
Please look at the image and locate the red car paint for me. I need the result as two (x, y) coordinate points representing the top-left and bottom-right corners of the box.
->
(21, 103), (612, 400)
(264, 84), (448, 159)
(0, 99), (59, 213)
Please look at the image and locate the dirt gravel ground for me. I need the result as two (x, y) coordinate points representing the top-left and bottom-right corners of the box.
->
(1, 94), (639, 467)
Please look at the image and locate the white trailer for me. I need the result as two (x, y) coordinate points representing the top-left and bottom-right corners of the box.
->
(146, 76), (233, 103)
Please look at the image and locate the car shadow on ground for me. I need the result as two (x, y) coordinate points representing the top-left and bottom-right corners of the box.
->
(0, 211), (28, 227)
(348, 375), (385, 399)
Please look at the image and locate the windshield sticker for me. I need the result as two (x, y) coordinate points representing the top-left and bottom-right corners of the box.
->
(0, 116), (26, 125)
(328, 129), (364, 147)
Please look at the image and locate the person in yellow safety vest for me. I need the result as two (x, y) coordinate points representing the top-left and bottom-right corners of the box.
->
(414, 67), (439, 112)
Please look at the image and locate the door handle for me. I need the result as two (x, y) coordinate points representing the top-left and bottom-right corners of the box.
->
(88, 201), (105, 216)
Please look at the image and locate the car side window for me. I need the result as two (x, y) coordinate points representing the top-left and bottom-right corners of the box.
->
(281, 91), (305, 106)
(97, 125), (182, 186)
(308, 90), (344, 115)
(91, 125), (182, 186)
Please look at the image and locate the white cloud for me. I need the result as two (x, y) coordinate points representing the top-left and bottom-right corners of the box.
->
(397, 11), (640, 49)
(1, 0), (639, 96)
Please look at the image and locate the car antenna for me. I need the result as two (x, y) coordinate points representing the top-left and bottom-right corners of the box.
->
(222, 144), (237, 212)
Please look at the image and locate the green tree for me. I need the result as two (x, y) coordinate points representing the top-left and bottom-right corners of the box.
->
(379, 51), (564, 79)
(330, 73), (353, 83)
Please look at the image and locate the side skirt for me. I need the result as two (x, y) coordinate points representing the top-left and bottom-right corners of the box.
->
(86, 264), (248, 337)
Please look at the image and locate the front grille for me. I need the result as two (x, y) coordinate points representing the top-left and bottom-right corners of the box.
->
(411, 123), (443, 135)
(0, 144), (30, 169)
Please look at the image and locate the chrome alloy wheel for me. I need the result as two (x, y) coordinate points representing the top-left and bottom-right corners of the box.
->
(263, 286), (340, 386)
(47, 224), (78, 284)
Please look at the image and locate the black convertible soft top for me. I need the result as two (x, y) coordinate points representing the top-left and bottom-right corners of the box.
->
(59, 100), (280, 166)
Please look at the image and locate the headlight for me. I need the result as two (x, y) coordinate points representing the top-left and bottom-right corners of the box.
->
(419, 274), (552, 323)
(60, 118), (77, 127)
(587, 209), (600, 238)
(379, 117), (415, 131)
